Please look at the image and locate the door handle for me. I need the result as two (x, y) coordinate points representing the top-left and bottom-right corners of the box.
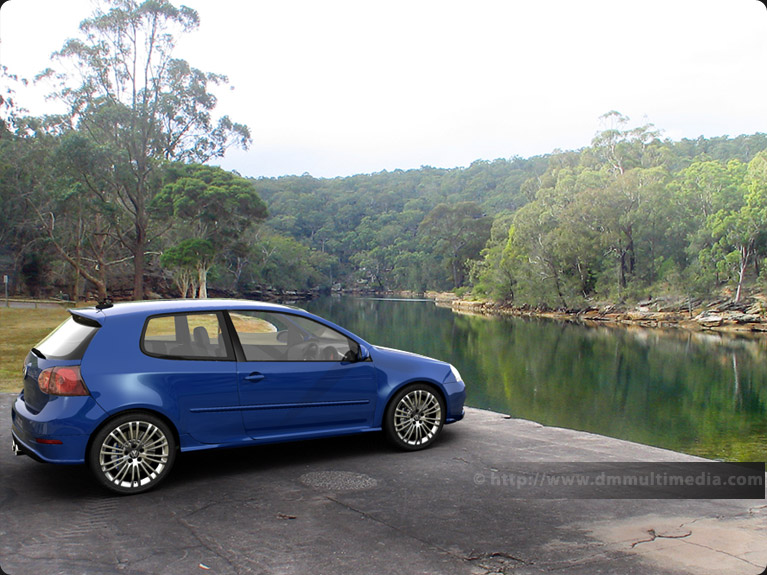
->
(244, 372), (265, 382)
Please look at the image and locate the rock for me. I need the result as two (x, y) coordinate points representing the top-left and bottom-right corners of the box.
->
(729, 313), (761, 324)
(746, 303), (763, 315)
(696, 314), (723, 327)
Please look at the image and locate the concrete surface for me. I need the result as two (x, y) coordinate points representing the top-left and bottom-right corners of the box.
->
(0, 393), (765, 575)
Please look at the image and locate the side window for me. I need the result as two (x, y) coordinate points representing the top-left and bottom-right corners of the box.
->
(142, 312), (231, 360)
(230, 311), (358, 362)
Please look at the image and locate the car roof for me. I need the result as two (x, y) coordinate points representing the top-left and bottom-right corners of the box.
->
(70, 299), (301, 323)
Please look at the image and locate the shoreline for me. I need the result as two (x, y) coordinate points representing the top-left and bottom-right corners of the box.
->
(444, 295), (767, 336)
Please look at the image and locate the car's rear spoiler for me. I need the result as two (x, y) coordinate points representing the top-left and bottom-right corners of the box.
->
(69, 309), (103, 328)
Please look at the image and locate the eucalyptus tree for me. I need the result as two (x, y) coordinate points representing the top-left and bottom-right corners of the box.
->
(469, 213), (516, 301)
(158, 237), (213, 298)
(703, 152), (767, 301)
(40, 0), (250, 299)
(0, 67), (40, 293)
(418, 202), (492, 289)
(153, 163), (267, 297)
(0, 124), (49, 295)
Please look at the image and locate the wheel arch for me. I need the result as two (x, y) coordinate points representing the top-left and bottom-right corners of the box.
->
(382, 380), (447, 423)
(86, 408), (181, 459)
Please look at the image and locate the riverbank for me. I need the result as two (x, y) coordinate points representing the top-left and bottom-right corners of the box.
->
(446, 294), (767, 335)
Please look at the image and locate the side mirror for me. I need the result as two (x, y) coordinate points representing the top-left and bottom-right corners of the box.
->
(343, 342), (370, 363)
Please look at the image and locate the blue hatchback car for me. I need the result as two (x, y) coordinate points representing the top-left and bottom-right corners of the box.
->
(11, 299), (466, 494)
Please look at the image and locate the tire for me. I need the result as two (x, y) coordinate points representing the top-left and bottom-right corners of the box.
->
(384, 384), (445, 451)
(88, 412), (177, 495)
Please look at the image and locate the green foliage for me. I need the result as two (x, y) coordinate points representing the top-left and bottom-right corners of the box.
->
(5, 79), (767, 304)
(159, 238), (214, 298)
(469, 213), (516, 300)
(253, 159), (545, 293)
(472, 119), (767, 307)
(155, 163), (267, 239)
(38, 0), (250, 299)
(247, 228), (337, 291)
(154, 164), (267, 297)
(418, 202), (493, 289)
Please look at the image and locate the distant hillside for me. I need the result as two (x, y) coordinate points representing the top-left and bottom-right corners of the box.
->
(251, 129), (767, 305)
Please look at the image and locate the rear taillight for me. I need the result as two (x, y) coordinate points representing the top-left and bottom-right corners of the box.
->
(38, 366), (89, 396)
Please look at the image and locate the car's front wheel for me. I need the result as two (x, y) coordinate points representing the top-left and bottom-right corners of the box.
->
(384, 384), (445, 451)
(88, 412), (177, 495)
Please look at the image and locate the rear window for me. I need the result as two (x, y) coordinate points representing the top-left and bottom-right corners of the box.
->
(35, 315), (101, 360)
(141, 312), (232, 360)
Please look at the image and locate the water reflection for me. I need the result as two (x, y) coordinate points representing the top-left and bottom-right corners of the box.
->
(303, 296), (767, 462)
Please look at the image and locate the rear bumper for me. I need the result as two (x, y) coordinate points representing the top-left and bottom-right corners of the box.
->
(11, 393), (106, 464)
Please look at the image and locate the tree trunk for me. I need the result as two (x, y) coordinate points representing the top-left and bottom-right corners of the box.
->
(133, 245), (145, 300)
(451, 254), (461, 289)
(197, 265), (208, 299)
(734, 244), (750, 303)
(52, 242), (107, 301)
(626, 230), (635, 276)
(132, 186), (148, 301)
(619, 251), (627, 289)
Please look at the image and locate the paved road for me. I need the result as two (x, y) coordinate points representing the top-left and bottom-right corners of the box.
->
(0, 395), (764, 575)
(3, 301), (68, 310)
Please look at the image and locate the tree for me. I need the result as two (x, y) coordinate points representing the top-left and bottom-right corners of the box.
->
(418, 202), (492, 289)
(248, 228), (336, 291)
(159, 238), (214, 298)
(154, 163), (268, 297)
(0, 119), (46, 296)
(503, 185), (574, 307)
(41, 0), (250, 299)
(589, 111), (661, 175)
(27, 132), (131, 300)
(469, 213), (516, 301)
(0, 66), (28, 135)
(704, 152), (767, 301)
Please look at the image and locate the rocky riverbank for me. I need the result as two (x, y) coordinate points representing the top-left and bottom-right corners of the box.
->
(446, 295), (767, 334)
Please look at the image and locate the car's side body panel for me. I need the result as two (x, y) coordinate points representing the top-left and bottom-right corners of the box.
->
(237, 360), (379, 437)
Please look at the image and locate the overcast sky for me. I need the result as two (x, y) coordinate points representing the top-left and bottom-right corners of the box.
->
(1, 0), (766, 179)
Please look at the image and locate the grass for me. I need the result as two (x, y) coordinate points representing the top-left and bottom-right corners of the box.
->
(0, 307), (70, 393)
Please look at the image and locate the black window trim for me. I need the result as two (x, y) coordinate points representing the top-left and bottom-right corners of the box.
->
(140, 310), (236, 362)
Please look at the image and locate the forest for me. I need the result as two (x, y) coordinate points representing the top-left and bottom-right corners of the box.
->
(253, 124), (767, 307)
(2, 0), (767, 308)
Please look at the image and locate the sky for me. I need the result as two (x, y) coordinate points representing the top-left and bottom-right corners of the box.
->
(1, 0), (766, 179)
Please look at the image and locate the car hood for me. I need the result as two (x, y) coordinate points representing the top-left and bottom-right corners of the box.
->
(371, 345), (451, 376)
(373, 345), (435, 360)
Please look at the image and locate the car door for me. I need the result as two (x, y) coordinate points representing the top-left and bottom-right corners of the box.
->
(228, 310), (377, 439)
(141, 311), (242, 444)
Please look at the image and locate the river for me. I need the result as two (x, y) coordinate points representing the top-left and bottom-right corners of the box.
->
(302, 296), (767, 462)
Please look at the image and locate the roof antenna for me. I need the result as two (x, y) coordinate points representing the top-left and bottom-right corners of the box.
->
(96, 296), (114, 310)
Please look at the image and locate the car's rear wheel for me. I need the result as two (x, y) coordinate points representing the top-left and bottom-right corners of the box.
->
(384, 384), (445, 451)
(89, 412), (176, 495)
